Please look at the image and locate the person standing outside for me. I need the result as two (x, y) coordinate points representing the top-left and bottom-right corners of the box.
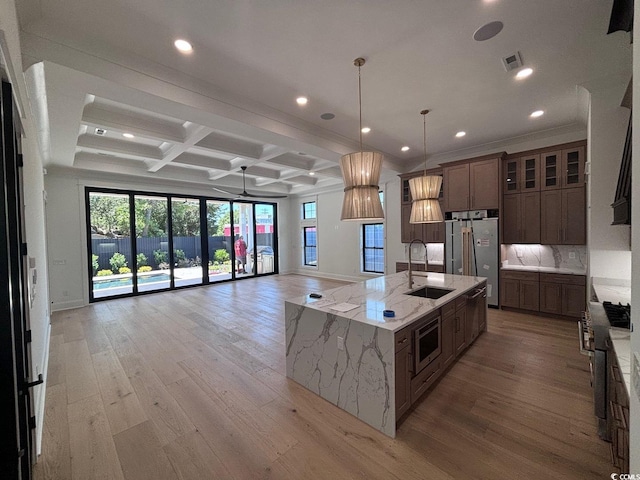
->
(234, 235), (248, 274)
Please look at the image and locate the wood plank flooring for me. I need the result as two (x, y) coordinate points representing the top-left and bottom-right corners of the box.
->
(34, 274), (613, 479)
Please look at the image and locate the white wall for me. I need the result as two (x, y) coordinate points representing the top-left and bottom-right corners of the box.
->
(44, 168), (292, 310)
(629, 2), (640, 471)
(1, 0), (52, 455)
(587, 80), (632, 281)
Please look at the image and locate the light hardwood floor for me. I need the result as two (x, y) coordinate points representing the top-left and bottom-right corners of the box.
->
(34, 274), (613, 479)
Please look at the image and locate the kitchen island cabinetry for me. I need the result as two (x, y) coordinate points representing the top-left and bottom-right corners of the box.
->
(608, 338), (629, 473)
(285, 272), (486, 437)
(394, 327), (412, 419)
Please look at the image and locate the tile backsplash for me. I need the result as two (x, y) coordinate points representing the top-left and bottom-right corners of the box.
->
(502, 244), (587, 271)
(406, 242), (444, 264)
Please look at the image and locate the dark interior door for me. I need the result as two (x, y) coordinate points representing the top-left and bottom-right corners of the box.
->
(0, 79), (36, 479)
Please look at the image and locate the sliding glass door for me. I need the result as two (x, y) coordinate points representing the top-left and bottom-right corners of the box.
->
(207, 200), (233, 283)
(87, 187), (278, 301)
(134, 195), (170, 293)
(89, 191), (134, 299)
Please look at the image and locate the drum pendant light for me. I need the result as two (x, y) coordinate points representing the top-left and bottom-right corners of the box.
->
(409, 110), (443, 223)
(340, 58), (384, 221)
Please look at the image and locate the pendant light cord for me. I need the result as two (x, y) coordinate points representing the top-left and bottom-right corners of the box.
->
(421, 109), (429, 176)
(358, 63), (363, 152)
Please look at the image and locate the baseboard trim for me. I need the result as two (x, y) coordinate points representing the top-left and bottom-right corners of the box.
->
(51, 299), (85, 312)
(35, 319), (51, 457)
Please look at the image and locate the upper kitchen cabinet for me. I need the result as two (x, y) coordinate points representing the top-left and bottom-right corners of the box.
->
(540, 186), (586, 245)
(443, 155), (502, 212)
(541, 145), (585, 190)
(503, 154), (540, 194)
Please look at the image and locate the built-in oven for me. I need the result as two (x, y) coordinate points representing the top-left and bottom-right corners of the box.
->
(414, 314), (441, 374)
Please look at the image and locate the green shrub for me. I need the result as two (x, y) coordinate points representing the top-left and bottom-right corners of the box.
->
(109, 252), (127, 271)
(174, 249), (186, 262)
(119, 267), (131, 274)
(97, 269), (113, 276)
(136, 253), (148, 267)
(92, 254), (99, 274)
(214, 249), (230, 263)
(138, 265), (152, 273)
(153, 249), (168, 265)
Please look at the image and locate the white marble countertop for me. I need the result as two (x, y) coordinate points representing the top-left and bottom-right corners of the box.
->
(286, 271), (486, 332)
(500, 265), (586, 275)
(592, 283), (631, 305)
(610, 328), (631, 396)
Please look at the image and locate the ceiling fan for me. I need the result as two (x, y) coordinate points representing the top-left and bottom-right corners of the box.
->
(212, 166), (288, 199)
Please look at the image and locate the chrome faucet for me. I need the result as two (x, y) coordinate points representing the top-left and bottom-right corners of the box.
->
(408, 238), (428, 289)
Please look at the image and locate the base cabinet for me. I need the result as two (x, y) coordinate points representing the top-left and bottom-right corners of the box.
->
(500, 271), (540, 312)
(539, 273), (586, 317)
(441, 302), (456, 369)
(503, 271), (585, 318)
(394, 328), (412, 419)
(608, 346), (629, 472)
(454, 296), (467, 356)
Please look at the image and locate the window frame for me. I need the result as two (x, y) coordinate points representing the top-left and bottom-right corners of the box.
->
(362, 222), (384, 274)
(303, 226), (317, 267)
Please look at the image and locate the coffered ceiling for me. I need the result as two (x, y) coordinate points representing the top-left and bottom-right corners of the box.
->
(13, 0), (632, 196)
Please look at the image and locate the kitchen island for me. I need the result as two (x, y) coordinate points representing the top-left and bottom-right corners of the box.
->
(285, 271), (487, 437)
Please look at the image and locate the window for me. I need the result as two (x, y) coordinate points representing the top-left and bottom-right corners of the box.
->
(303, 201), (316, 219)
(363, 223), (384, 273)
(303, 227), (317, 266)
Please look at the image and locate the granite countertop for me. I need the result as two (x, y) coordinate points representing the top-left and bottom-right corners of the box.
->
(286, 271), (486, 332)
(500, 265), (586, 275)
(610, 328), (631, 396)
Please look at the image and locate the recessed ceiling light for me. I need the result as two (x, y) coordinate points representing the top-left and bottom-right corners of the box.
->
(473, 21), (503, 41)
(122, 133), (135, 139)
(296, 96), (308, 105)
(516, 68), (533, 79)
(530, 110), (544, 118)
(174, 39), (193, 53)
(320, 113), (335, 120)
(401, 146), (410, 152)
(309, 171), (316, 176)
(456, 131), (466, 138)
(361, 127), (371, 133)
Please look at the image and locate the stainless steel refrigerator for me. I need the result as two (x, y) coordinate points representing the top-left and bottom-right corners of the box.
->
(445, 214), (499, 307)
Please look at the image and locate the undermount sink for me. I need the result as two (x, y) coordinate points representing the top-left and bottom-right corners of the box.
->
(405, 286), (453, 299)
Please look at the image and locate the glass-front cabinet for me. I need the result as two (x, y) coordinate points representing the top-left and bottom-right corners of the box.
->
(521, 154), (540, 191)
(503, 158), (520, 193)
(541, 147), (585, 190)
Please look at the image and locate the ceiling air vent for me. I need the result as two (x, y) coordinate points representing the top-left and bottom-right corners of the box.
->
(94, 127), (107, 136)
(502, 52), (523, 72)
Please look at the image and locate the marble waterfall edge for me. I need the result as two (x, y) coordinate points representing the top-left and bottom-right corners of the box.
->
(285, 302), (395, 437)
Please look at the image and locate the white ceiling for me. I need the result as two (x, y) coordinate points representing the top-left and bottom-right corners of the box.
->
(14, 0), (632, 196)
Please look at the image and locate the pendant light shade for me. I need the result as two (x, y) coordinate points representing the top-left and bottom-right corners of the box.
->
(409, 109), (443, 224)
(340, 57), (385, 221)
(340, 151), (384, 220)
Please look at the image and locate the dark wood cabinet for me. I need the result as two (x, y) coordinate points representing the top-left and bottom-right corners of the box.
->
(440, 302), (456, 370)
(443, 163), (470, 211)
(541, 146), (585, 190)
(502, 191), (540, 244)
(500, 270), (539, 312)
(394, 327), (412, 419)
(541, 187), (585, 245)
(562, 187), (586, 245)
(503, 154), (540, 194)
(443, 157), (500, 212)
(454, 296), (467, 356)
(401, 204), (425, 243)
(469, 158), (500, 210)
(608, 345), (630, 473)
(539, 273), (586, 318)
(424, 219), (445, 243)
